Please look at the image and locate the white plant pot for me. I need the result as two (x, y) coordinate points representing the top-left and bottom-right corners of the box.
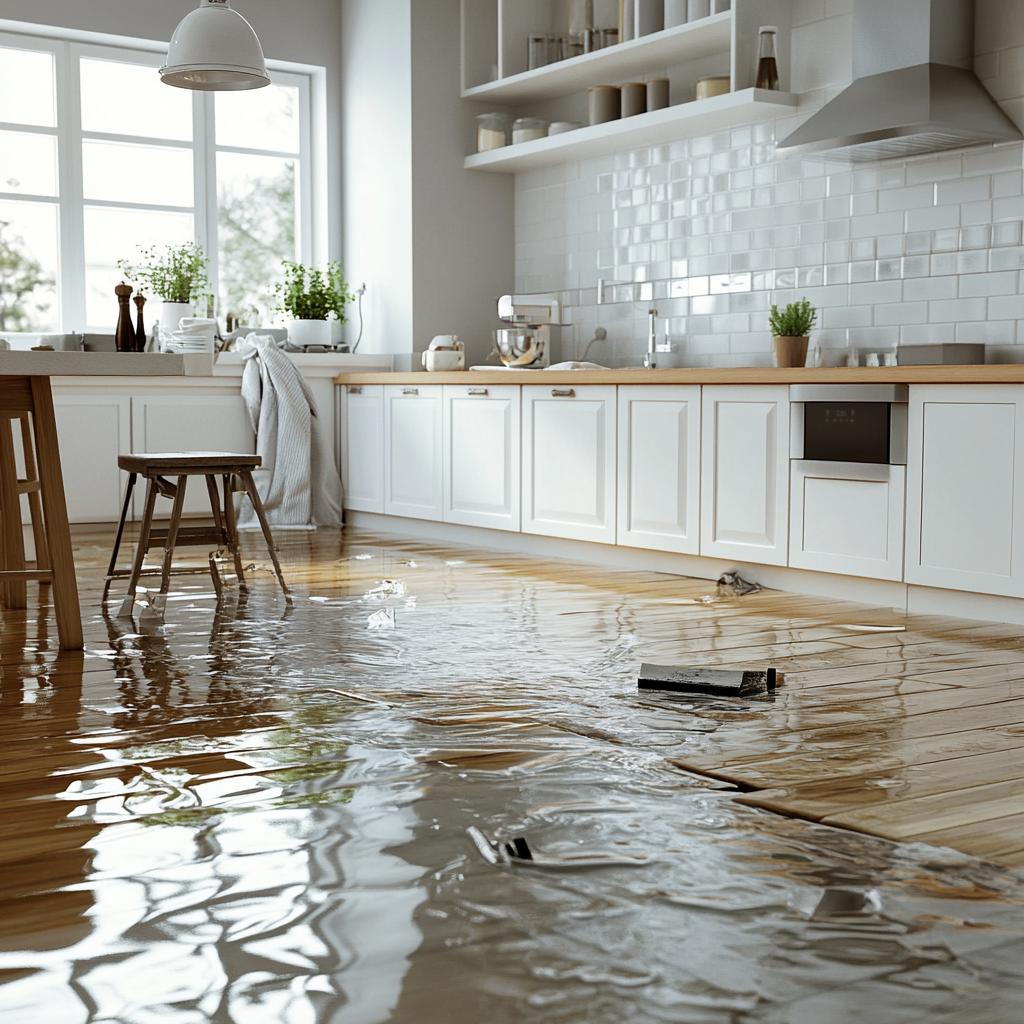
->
(158, 301), (193, 344)
(286, 319), (332, 348)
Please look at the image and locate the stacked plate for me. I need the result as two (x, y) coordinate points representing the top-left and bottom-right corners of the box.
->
(164, 317), (216, 354)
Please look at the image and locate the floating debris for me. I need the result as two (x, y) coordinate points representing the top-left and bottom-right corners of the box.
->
(367, 608), (396, 629)
(638, 663), (776, 697)
(717, 571), (762, 596)
(467, 826), (654, 869)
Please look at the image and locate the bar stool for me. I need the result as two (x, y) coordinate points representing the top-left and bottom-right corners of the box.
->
(106, 452), (290, 617)
(0, 376), (82, 650)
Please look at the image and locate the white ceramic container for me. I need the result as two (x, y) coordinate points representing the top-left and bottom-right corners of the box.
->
(286, 319), (332, 348)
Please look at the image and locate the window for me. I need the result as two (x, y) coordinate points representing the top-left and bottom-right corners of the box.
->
(0, 30), (317, 333)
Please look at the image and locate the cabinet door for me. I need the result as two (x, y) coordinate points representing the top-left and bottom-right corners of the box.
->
(341, 384), (384, 513)
(443, 384), (520, 531)
(617, 384), (701, 553)
(790, 461), (905, 581)
(384, 384), (442, 521)
(50, 393), (132, 524)
(522, 385), (616, 544)
(906, 385), (1024, 597)
(133, 394), (255, 517)
(700, 385), (790, 566)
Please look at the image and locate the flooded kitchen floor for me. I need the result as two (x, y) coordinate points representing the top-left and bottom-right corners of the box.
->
(2, 525), (1024, 1023)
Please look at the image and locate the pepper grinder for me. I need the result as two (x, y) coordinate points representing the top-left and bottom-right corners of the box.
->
(115, 281), (136, 353)
(133, 292), (147, 352)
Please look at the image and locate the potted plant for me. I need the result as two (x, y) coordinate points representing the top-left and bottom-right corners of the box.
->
(117, 243), (209, 339)
(273, 261), (353, 348)
(768, 299), (817, 368)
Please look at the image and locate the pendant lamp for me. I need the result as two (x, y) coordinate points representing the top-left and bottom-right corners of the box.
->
(160, 0), (270, 91)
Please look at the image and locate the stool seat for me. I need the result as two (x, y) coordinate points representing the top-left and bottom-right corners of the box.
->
(107, 450), (289, 617)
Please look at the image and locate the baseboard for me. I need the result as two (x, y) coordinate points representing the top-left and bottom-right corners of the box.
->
(908, 584), (1024, 626)
(345, 512), (911, 612)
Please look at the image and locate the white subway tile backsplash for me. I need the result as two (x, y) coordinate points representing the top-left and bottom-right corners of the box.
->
(512, 25), (1024, 367)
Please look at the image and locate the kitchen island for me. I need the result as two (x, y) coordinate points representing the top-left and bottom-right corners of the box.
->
(336, 365), (1024, 625)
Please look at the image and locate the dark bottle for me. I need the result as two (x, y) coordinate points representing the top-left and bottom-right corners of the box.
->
(115, 281), (136, 353)
(133, 292), (147, 352)
(755, 25), (779, 91)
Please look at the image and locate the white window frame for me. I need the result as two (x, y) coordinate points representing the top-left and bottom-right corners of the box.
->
(0, 21), (325, 332)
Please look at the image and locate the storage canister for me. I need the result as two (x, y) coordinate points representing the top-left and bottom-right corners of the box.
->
(512, 117), (549, 144)
(620, 81), (647, 117)
(687, 0), (710, 21)
(646, 77), (670, 110)
(664, 0), (688, 27)
(476, 112), (509, 152)
(695, 75), (730, 100)
(588, 85), (621, 125)
(549, 120), (584, 135)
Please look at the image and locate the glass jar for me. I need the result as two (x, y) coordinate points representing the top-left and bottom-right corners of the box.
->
(568, 0), (595, 55)
(476, 113), (509, 153)
(512, 117), (549, 144)
(755, 25), (779, 90)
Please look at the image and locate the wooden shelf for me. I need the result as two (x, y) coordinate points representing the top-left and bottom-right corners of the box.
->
(464, 88), (798, 173)
(462, 13), (732, 104)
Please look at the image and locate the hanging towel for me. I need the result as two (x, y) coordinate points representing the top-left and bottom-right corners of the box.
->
(237, 332), (344, 529)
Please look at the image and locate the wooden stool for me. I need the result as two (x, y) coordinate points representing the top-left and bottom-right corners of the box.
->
(0, 376), (82, 650)
(107, 452), (290, 618)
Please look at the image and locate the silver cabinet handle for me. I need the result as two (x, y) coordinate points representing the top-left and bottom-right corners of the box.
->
(402, 387), (419, 396)
(551, 388), (576, 398)
(348, 385), (363, 394)
(468, 388), (489, 396)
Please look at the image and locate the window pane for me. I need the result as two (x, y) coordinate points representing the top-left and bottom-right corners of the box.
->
(217, 152), (296, 321)
(0, 200), (59, 331)
(216, 83), (300, 153)
(81, 58), (193, 141)
(82, 139), (193, 207)
(0, 47), (56, 127)
(84, 206), (193, 329)
(0, 130), (58, 197)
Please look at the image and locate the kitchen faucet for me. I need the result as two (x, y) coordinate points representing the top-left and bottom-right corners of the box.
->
(644, 300), (670, 368)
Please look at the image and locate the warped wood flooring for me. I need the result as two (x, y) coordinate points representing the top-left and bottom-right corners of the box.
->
(4, 522), (1024, 884)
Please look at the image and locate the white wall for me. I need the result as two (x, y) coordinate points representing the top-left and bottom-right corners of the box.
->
(514, 0), (1024, 368)
(0, 0), (343, 266)
(341, 0), (513, 367)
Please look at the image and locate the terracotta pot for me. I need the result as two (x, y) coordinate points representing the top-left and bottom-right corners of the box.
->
(774, 336), (809, 368)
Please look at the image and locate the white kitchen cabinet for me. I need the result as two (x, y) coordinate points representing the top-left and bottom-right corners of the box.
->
(906, 385), (1024, 597)
(522, 384), (617, 544)
(384, 384), (443, 521)
(617, 384), (701, 554)
(341, 384), (385, 513)
(700, 384), (790, 566)
(443, 383), (521, 531)
(789, 461), (905, 581)
(50, 393), (132, 524)
(132, 394), (255, 517)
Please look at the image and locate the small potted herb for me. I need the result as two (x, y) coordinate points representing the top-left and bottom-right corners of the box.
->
(117, 243), (209, 339)
(768, 299), (817, 368)
(273, 261), (353, 348)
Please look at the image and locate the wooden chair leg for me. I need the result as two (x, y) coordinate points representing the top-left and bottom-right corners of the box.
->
(223, 473), (247, 591)
(29, 378), (83, 650)
(204, 474), (225, 596)
(240, 470), (289, 596)
(150, 475), (188, 616)
(19, 413), (50, 581)
(106, 472), (137, 580)
(118, 477), (158, 619)
(0, 417), (28, 609)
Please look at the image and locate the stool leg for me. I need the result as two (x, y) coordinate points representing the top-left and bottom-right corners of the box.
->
(204, 474), (225, 598)
(19, 413), (50, 581)
(118, 477), (157, 618)
(150, 475), (187, 617)
(223, 474), (247, 591)
(106, 472), (137, 579)
(240, 470), (289, 596)
(0, 416), (28, 609)
(30, 378), (83, 650)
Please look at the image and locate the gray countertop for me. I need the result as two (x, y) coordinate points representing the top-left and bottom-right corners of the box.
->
(0, 352), (194, 376)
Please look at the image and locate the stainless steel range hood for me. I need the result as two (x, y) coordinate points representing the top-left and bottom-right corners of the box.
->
(776, 0), (1022, 161)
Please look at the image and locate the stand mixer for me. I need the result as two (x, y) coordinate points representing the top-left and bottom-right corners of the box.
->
(490, 294), (562, 368)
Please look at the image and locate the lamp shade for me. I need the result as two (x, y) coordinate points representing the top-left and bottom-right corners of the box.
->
(160, 0), (270, 91)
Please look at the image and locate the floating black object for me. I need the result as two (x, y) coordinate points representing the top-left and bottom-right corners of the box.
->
(505, 837), (533, 861)
(638, 663), (776, 696)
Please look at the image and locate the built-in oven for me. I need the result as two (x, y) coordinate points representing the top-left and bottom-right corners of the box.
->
(789, 385), (908, 582)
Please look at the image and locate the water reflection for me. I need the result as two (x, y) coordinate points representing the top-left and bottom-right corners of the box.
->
(0, 535), (1023, 1023)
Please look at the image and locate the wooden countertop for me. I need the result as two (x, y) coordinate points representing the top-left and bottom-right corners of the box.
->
(334, 365), (1024, 386)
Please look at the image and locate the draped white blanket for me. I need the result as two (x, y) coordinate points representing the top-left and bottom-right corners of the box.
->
(237, 334), (344, 529)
